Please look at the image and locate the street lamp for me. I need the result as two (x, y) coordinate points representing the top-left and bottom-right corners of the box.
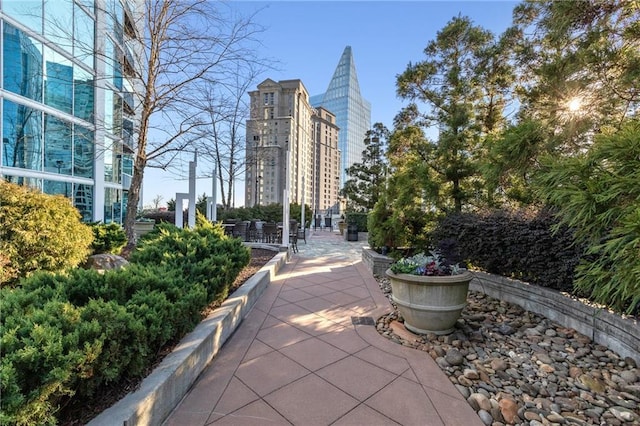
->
(230, 160), (236, 209)
(255, 175), (262, 206)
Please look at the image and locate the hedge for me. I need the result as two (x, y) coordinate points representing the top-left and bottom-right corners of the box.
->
(0, 222), (250, 425)
(430, 209), (585, 292)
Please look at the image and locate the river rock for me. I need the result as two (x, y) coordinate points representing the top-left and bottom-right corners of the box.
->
(445, 349), (464, 366)
(468, 393), (492, 411)
(477, 409), (493, 426)
(498, 398), (519, 424)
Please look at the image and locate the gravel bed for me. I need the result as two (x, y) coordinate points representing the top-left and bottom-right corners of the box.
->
(375, 275), (640, 426)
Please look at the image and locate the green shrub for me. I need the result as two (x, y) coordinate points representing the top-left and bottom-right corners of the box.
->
(1, 290), (88, 425)
(90, 222), (127, 255)
(130, 222), (250, 303)
(535, 120), (640, 314)
(0, 216), (252, 424)
(430, 208), (584, 292)
(0, 181), (93, 287)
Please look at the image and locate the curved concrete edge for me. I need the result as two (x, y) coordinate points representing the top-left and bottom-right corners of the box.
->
(88, 251), (289, 426)
(361, 245), (393, 277)
(470, 271), (639, 365)
(361, 248), (639, 366)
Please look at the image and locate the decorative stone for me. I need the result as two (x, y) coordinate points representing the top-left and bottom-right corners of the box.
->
(579, 374), (606, 393)
(619, 370), (637, 384)
(491, 358), (508, 372)
(545, 412), (565, 423)
(498, 398), (519, 424)
(84, 253), (129, 271)
(463, 369), (480, 380)
(609, 406), (637, 422)
(468, 393), (492, 411)
(445, 349), (464, 366)
(455, 384), (471, 399)
(477, 409), (493, 426)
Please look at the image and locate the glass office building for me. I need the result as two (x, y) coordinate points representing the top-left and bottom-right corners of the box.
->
(0, 0), (140, 223)
(310, 46), (371, 186)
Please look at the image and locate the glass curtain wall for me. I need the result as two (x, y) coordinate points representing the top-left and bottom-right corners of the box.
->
(1, 0), (136, 223)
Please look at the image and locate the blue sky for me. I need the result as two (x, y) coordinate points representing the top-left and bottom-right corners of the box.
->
(142, 1), (518, 208)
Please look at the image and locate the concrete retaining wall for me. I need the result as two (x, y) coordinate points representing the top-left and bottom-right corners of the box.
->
(470, 271), (639, 365)
(362, 246), (393, 277)
(88, 250), (288, 426)
(362, 248), (639, 365)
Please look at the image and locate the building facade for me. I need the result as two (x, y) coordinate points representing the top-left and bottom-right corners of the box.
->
(311, 106), (340, 215)
(310, 45), (371, 188)
(245, 79), (341, 218)
(245, 79), (314, 208)
(0, 0), (141, 223)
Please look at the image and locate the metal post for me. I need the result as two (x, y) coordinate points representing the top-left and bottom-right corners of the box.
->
(187, 151), (197, 228)
(300, 175), (305, 232)
(281, 150), (290, 249)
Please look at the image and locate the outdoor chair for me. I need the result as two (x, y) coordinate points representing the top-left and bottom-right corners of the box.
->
(289, 221), (299, 253)
(252, 221), (264, 242)
(232, 221), (249, 241)
(262, 222), (279, 243)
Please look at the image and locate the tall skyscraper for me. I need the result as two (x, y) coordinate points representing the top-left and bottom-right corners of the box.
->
(311, 107), (340, 214)
(1, 0), (142, 223)
(310, 46), (371, 186)
(245, 79), (315, 208)
(245, 79), (341, 216)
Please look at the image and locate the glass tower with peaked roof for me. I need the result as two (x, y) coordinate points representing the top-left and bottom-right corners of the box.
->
(310, 46), (371, 187)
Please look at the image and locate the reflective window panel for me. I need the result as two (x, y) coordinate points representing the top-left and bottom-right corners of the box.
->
(3, 23), (43, 102)
(73, 124), (94, 178)
(43, 113), (72, 174)
(44, 47), (73, 114)
(2, 0), (43, 34)
(2, 99), (43, 170)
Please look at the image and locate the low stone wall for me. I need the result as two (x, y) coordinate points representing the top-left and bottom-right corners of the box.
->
(362, 246), (393, 277)
(361, 248), (640, 365)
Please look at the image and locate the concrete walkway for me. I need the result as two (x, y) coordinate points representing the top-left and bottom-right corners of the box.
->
(164, 230), (482, 426)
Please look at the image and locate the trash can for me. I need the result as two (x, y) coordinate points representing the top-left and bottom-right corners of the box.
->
(347, 224), (358, 241)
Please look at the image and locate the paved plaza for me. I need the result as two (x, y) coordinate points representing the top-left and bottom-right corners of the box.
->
(164, 230), (481, 425)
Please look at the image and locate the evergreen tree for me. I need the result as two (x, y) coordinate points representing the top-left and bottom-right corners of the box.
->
(395, 16), (513, 212)
(341, 123), (389, 211)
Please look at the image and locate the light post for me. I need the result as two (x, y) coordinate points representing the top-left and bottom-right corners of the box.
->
(255, 175), (262, 206)
(230, 160), (236, 209)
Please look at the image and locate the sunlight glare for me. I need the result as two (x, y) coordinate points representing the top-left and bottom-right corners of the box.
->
(568, 97), (582, 112)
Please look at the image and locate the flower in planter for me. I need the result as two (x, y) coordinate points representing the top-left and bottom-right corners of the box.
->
(390, 239), (463, 276)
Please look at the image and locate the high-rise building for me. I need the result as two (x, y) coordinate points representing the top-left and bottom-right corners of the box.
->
(245, 79), (341, 217)
(310, 46), (371, 186)
(311, 107), (340, 214)
(1, 0), (142, 223)
(245, 79), (315, 208)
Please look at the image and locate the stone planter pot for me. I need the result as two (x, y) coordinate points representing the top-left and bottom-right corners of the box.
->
(385, 269), (473, 335)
